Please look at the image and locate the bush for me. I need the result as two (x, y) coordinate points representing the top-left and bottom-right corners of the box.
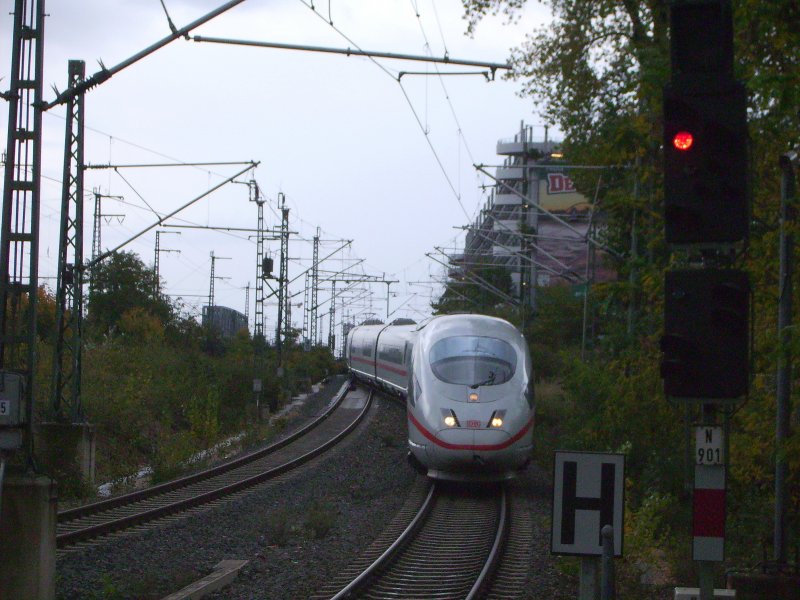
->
(266, 509), (294, 546)
(304, 500), (337, 539)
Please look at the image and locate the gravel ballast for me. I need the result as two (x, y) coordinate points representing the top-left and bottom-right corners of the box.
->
(56, 379), (577, 599)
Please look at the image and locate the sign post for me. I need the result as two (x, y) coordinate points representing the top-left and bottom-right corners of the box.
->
(552, 451), (625, 600)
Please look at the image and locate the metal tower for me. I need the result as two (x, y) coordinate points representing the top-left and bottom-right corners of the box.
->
(0, 0), (46, 451)
(328, 280), (336, 351)
(275, 193), (290, 364)
(250, 180), (265, 341)
(90, 190), (123, 291)
(50, 60), (86, 422)
(309, 227), (320, 348)
(208, 252), (216, 310)
(244, 282), (250, 328)
(302, 273), (311, 349)
(153, 230), (179, 297)
(207, 251), (231, 310)
(91, 191), (124, 263)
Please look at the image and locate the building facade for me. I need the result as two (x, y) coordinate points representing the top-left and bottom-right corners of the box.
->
(202, 305), (249, 339)
(453, 123), (610, 308)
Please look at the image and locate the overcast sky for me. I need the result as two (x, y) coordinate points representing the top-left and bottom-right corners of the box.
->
(1, 0), (554, 343)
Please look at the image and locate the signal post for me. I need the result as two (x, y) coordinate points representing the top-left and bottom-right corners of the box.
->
(659, 1), (749, 598)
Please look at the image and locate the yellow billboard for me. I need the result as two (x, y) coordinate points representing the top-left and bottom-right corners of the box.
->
(538, 171), (591, 214)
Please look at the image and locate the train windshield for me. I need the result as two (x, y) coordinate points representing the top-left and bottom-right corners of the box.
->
(429, 336), (516, 386)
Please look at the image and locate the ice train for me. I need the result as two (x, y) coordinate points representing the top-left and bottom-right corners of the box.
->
(346, 314), (534, 481)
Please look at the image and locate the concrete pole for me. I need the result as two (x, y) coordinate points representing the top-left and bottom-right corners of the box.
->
(0, 473), (57, 599)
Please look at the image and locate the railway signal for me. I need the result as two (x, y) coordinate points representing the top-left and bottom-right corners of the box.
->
(663, 82), (748, 245)
(661, 2), (751, 597)
(661, 269), (749, 399)
(662, 0), (749, 246)
(660, 0), (750, 401)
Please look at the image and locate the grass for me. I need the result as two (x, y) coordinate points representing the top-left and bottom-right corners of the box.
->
(304, 500), (338, 539)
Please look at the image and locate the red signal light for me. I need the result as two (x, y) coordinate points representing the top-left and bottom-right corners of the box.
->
(673, 131), (694, 151)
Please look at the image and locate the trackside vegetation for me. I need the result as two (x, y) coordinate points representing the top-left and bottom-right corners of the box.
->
(34, 250), (338, 498)
(435, 0), (799, 593)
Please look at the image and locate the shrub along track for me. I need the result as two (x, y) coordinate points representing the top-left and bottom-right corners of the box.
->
(57, 381), (370, 549)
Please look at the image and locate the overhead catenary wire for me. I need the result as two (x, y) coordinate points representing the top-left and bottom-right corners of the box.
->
(296, 0), (473, 222)
(409, 0), (489, 220)
(42, 110), (237, 183)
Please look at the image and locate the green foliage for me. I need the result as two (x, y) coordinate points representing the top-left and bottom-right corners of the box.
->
(304, 500), (337, 539)
(88, 251), (174, 338)
(525, 285), (585, 378)
(266, 508), (295, 546)
(431, 266), (514, 315)
(33, 248), (344, 498)
(457, 0), (800, 580)
(187, 388), (221, 447)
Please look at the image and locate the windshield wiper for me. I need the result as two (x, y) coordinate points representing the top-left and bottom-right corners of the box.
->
(470, 371), (496, 389)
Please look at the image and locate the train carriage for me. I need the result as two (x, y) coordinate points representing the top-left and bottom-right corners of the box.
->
(346, 314), (534, 482)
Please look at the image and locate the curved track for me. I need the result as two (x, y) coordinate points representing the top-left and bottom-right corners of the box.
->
(314, 481), (510, 600)
(57, 381), (371, 549)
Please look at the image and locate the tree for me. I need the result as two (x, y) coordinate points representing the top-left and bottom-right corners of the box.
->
(459, 0), (800, 577)
(87, 251), (175, 337)
(432, 266), (514, 315)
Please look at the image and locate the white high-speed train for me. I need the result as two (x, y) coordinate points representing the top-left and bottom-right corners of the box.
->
(346, 314), (534, 481)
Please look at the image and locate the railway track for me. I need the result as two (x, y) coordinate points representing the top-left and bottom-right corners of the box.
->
(57, 380), (371, 549)
(313, 480), (514, 600)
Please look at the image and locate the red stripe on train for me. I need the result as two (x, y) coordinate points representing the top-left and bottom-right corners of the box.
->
(350, 355), (407, 377)
(408, 411), (534, 451)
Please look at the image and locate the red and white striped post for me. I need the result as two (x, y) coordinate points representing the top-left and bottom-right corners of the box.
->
(693, 424), (726, 599)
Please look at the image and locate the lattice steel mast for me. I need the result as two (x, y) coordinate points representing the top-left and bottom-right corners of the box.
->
(251, 181), (265, 341)
(90, 191), (123, 291)
(328, 280), (336, 351)
(153, 230), (179, 297)
(50, 60), (86, 422)
(309, 227), (320, 347)
(275, 193), (290, 364)
(0, 0), (46, 453)
(302, 274), (311, 348)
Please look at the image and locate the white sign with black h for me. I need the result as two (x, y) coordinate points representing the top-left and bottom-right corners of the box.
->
(551, 451), (625, 556)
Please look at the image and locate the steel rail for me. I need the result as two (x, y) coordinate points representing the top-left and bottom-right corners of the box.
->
(324, 482), (508, 600)
(57, 383), (368, 548)
(58, 379), (350, 522)
(466, 484), (508, 600)
(328, 482), (437, 600)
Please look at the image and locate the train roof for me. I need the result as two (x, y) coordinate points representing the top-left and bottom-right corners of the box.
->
(417, 313), (522, 338)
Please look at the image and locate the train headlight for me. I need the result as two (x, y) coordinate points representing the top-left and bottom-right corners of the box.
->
(487, 410), (506, 428)
(441, 408), (460, 427)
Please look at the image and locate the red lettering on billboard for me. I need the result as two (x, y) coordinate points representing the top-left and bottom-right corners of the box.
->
(547, 173), (576, 194)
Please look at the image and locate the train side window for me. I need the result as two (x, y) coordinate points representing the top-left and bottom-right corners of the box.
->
(407, 367), (417, 407)
(379, 344), (403, 364)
